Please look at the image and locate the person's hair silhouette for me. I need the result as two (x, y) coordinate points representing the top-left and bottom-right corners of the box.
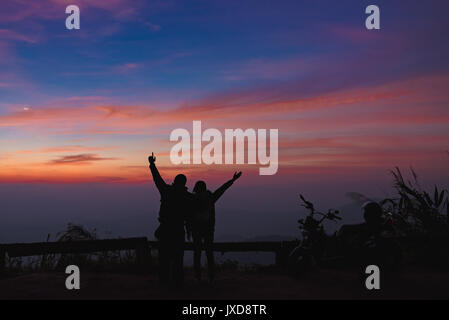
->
(362, 201), (383, 229)
(193, 180), (207, 193)
(189, 172), (242, 282)
(174, 174), (187, 187)
(148, 153), (193, 288)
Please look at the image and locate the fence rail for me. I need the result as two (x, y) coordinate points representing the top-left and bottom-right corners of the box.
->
(0, 238), (299, 273)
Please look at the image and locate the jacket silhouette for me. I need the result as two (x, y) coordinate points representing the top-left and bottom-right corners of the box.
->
(190, 172), (242, 282)
(148, 153), (193, 287)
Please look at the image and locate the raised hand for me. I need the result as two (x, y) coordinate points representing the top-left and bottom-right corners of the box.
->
(148, 152), (156, 165)
(232, 171), (242, 181)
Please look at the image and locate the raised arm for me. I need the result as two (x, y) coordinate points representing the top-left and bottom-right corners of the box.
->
(148, 153), (167, 194)
(212, 171), (242, 203)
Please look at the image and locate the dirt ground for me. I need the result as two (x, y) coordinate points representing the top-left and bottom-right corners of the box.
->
(1, 267), (448, 300)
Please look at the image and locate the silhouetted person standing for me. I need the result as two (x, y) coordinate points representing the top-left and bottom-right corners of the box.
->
(190, 172), (242, 282)
(148, 153), (192, 287)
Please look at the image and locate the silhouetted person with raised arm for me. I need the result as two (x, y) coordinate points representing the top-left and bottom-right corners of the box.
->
(189, 171), (242, 282)
(148, 153), (193, 287)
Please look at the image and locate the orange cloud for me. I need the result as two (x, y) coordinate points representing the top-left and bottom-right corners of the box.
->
(16, 145), (116, 154)
(1, 72), (448, 183)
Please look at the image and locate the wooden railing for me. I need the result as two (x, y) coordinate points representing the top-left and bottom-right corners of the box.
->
(0, 237), (152, 273)
(149, 240), (298, 265)
(0, 238), (298, 273)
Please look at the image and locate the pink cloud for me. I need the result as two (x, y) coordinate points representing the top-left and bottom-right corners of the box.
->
(1, 72), (448, 134)
(0, 29), (38, 43)
(114, 63), (142, 74)
(16, 145), (116, 154)
(1, 72), (448, 183)
(328, 24), (384, 43)
(0, 0), (142, 23)
(144, 22), (161, 32)
(222, 56), (317, 81)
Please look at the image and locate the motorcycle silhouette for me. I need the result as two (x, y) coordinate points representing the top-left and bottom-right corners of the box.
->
(288, 195), (341, 276)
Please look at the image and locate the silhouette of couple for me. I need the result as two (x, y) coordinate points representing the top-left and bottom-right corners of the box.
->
(148, 153), (242, 287)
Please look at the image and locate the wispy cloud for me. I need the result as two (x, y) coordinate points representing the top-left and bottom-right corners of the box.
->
(1, 72), (448, 134)
(17, 145), (116, 154)
(114, 63), (142, 74)
(0, 0), (145, 23)
(144, 22), (161, 32)
(0, 29), (38, 43)
(222, 56), (316, 82)
(0, 70), (448, 183)
(48, 154), (119, 165)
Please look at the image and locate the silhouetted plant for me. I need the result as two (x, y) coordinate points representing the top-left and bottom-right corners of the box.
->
(382, 167), (449, 237)
(54, 223), (97, 269)
(55, 223), (137, 271)
(56, 223), (97, 242)
(5, 233), (57, 273)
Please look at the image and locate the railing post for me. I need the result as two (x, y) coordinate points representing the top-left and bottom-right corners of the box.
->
(135, 238), (151, 272)
(275, 242), (291, 267)
(275, 249), (287, 267)
(0, 246), (5, 275)
(274, 251), (279, 266)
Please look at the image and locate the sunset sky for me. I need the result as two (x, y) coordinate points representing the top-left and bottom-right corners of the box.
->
(1, 0), (448, 242)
